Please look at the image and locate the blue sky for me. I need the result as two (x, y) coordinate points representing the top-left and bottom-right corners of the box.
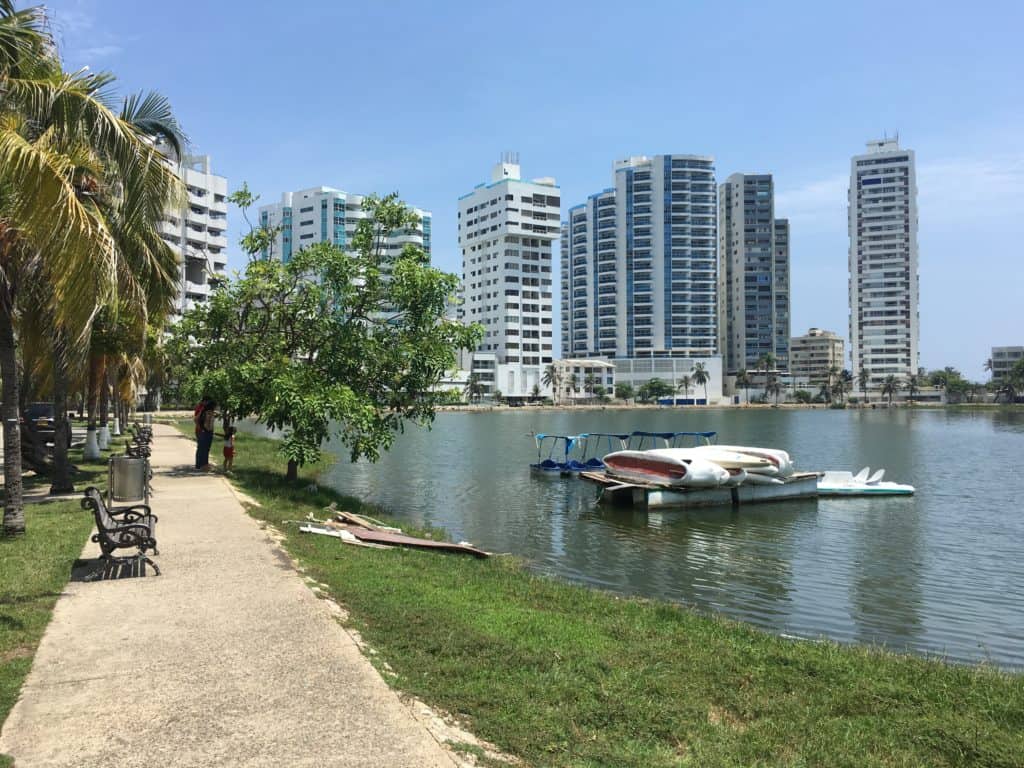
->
(48, 0), (1024, 379)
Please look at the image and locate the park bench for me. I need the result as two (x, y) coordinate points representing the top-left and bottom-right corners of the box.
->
(81, 486), (160, 576)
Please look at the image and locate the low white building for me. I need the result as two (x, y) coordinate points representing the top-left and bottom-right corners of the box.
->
(552, 359), (615, 403)
(612, 356), (724, 404)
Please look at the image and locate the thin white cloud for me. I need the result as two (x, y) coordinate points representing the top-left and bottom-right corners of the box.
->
(776, 153), (1024, 232)
(78, 44), (122, 59)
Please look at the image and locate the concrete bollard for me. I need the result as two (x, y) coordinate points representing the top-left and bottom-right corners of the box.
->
(98, 425), (110, 449)
(112, 416), (121, 436)
(83, 426), (101, 460)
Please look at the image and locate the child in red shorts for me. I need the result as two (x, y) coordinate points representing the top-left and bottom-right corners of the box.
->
(223, 426), (237, 471)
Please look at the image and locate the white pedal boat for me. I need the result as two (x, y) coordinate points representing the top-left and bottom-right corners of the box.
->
(709, 445), (795, 476)
(817, 468), (914, 496)
(603, 449), (730, 488)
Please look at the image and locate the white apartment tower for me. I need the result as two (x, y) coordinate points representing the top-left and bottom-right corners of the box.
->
(257, 187), (431, 264)
(158, 155), (229, 321)
(458, 155), (560, 399)
(561, 154), (718, 359)
(848, 137), (919, 383)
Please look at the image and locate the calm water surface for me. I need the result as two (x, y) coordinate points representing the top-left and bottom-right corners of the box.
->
(308, 408), (1024, 668)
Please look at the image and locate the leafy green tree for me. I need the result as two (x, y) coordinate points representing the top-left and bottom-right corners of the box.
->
(615, 382), (635, 403)
(793, 389), (813, 404)
(172, 191), (481, 480)
(593, 384), (609, 403)
(531, 382), (541, 401)
(638, 378), (674, 403)
(691, 362), (710, 403)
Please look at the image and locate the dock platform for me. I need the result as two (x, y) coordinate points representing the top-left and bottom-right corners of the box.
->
(580, 471), (820, 510)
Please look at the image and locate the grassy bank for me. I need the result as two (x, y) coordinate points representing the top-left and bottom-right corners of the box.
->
(178, 421), (1023, 767)
(0, 442), (122, 766)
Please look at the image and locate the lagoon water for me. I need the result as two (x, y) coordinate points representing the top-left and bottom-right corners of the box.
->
(311, 407), (1024, 669)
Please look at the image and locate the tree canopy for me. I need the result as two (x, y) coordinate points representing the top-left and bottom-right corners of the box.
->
(171, 192), (481, 478)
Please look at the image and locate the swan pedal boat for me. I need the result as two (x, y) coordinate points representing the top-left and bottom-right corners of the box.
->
(602, 449), (731, 488)
(817, 468), (914, 496)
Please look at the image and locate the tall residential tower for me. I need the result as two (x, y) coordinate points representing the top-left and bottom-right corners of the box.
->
(561, 154), (718, 360)
(257, 187), (431, 263)
(157, 155), (228, 322)
(717, 173), (790, 373)
(848, 137), (918, 383)
(458, 155), (559, 399)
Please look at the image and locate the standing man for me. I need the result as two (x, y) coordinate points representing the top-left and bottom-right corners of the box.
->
(194, 398), (217, 470)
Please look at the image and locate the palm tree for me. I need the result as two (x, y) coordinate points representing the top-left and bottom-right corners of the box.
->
(907, 373), (920, 403)
(767, 377), (782, 405)
(858, 365), (870, 403)
(1, 6), (183, 535)
(568, 373), (579, 404)
(983, 357), (994, 381)
(735, 368), (751, 404)
(542, 363), (561, 404)
(757, 353), (775, 399)
(463, 373), (483, 403)
(676, 374), (692, 402)
(530, 382), (540, 401)
(823, 364), (839, 404)
(838, 369), (853, 405)
(691, 362), (710, 404)
(881, 375), (900, 406)
(583, 373), (597, 403)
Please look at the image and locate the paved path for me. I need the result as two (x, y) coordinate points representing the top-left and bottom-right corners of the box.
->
(0, 424), (459, 767)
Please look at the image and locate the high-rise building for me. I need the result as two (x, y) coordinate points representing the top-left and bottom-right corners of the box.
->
(848, 137), (918, 384)
(458, 154), (559, 399)
(717, 173), (790, 373)
(790, 328), (845, 385)
(158, 155), (228, 321)
(561, 154), (718, 360)
(257, 186), (431, 264)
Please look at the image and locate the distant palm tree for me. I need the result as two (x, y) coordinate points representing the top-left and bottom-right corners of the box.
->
(907, 373), (920, 403)
(858, 365), (870, 403)
(757, 353), (776, 399)
(569, 373), (579, 405)
(767, 377), (782, 405)
(735, 368), (751, 404)
(824, 364), (840, 404)
(692, 362), (710, 404)
(839, 369), (853, 405)
(583, 373), (597, 403)
(463, 373), (484, 403)
(531, 383), (541, 401)
(542, 364), (561, 404)
(881, 374), (900, 406)
(983, 357), (994, 381)
(677, 375), (692, 401)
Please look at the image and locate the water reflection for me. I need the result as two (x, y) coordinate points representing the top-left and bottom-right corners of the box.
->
(255, 407), (1024, 669)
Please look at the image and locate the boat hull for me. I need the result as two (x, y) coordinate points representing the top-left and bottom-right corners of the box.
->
(603, 449), (730, 488)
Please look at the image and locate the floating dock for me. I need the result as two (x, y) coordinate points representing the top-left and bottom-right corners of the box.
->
(580, 471), (820, 510)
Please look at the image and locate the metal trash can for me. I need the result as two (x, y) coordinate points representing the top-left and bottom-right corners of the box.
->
(143, 413), (153, 425)
(109, 456), (148, 504)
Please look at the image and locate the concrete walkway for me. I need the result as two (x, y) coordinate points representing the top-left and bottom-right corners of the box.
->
(0, 424), (459, 767)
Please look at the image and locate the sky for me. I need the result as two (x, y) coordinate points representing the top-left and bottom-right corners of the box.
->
(45, 0), (1024, 380)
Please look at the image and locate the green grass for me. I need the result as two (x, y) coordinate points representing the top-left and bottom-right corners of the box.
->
(176, 422), (1024, 767)
(1, 442), (119, 763)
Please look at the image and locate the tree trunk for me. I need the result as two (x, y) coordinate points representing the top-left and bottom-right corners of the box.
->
(286, 459), (298, 481)
(50, 329), (73, 494)
(0, 299), (25, 536)
(99, 360), (110, 428)
(87, 355), (99, 428)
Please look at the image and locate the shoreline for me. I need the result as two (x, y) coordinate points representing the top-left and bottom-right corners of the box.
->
(155, 419), (1023, 766)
